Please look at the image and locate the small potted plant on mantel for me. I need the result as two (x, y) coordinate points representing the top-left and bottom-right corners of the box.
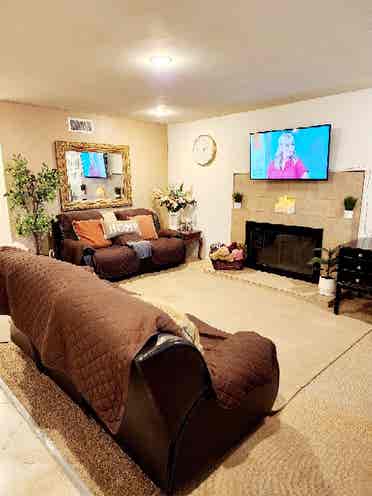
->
(310, 247), (338, 296)
(233, 192), (243, 209)
(344, 196), (358, 220)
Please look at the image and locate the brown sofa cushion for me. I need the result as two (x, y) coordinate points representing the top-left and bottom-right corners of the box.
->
(93, 245), (140, 279)
(150, 238), (185, 266)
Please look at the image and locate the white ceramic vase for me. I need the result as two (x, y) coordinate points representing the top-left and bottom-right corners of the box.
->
(318, 276), (336, 296)
(344, 210), (353, 220)
(168, 212), (180, 230)
(234, 202), (242, 209)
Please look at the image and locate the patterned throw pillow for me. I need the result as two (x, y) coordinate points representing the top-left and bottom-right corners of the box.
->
(101, 211), (140, 239)
(102, 219), (140, 240)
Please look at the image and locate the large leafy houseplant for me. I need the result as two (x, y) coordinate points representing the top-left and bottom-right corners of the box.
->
(5, 154), (60, 255)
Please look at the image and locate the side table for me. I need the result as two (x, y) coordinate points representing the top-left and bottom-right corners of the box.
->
(177, 230), (203, 259)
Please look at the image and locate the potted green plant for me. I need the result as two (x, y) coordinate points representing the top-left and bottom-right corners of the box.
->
(310, 247), (338, 296)
(5, 154), (60, 255)
(344, 196), (357, 219)
(233, 192), (243, 209)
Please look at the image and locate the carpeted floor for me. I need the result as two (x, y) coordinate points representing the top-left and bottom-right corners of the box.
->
(121, 263), (371, 409)
(0, 263), (371, 495)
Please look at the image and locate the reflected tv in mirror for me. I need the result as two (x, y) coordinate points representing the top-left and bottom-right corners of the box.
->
(249, 124), (331, 180)
(81, 151), (107, 179)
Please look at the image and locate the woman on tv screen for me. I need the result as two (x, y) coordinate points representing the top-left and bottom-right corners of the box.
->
(267, 133), (309, 180)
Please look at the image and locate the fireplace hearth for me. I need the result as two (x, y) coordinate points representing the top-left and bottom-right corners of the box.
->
(245, 221), (323, 282)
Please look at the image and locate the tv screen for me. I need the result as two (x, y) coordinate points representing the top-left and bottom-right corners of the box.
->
(81, 151), (107, 179)
(249, 124), (331, 180)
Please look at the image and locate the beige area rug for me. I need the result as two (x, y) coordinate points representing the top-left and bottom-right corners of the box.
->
(202, 260), (319, 298)
(1, 331), (371, 496)
(120, 263), (371, 410)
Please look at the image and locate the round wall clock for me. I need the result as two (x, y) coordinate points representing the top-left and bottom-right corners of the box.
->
(192, 134), (217, 166)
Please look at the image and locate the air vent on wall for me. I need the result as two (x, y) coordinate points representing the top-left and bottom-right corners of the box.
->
(67, 117), (94, 133)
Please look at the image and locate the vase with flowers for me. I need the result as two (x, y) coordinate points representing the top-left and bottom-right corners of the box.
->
(153, 183), (197, 230)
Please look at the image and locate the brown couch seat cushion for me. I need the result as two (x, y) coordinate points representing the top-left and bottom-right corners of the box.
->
(93, 245), (140, 279)
(188, 314), (278, 410)
(150, 237), (185, 266)
(113, 232), (143, 245)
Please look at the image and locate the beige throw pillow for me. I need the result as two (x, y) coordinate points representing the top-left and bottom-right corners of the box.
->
(134, 294), (203, 353)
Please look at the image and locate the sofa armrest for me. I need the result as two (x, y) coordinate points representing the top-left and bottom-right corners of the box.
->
(158, 229), (180, 238)
(135, 335), (210, 428)
(119, 334), (211, 491)
(61, 238), (95, 265)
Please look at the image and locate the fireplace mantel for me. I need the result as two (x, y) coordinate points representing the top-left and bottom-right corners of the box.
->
(231, 171), (364, 250)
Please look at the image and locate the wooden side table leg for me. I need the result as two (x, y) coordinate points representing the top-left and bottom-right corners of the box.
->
(334, 284), (341, 315)
(198, 236), (203, 259)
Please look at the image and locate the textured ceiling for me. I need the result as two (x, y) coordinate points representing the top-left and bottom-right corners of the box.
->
(1, 0), (372, 123)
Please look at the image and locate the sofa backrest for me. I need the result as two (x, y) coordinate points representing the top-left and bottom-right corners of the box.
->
(56, 208), (161, 240)
(114, 208), (161, 233)
(57, 210), (103, 239)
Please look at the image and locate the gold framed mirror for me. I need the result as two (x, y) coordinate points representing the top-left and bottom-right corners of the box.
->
(55, 141), (132, 211)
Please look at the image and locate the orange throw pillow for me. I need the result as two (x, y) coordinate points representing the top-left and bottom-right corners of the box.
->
(133, 215), (158, 240)
(72, 220), (112, 248)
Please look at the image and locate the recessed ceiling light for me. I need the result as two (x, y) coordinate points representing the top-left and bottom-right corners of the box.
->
(149, 55), (173, 68)
(150, 105), (173, 118)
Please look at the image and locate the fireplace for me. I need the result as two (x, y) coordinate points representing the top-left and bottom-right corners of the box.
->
(245, 221), (323, 282)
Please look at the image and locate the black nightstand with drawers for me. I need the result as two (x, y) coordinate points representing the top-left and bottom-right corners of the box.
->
(334, 238), (372, 314)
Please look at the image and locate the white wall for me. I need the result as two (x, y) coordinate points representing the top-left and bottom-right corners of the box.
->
(0, 145), (12, 246)
(168, 89), (372, 253)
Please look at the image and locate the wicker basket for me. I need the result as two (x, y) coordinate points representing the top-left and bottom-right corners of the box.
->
(211, 258), (245, 271)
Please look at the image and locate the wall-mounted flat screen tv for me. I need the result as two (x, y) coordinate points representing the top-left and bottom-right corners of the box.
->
(249, 124), (331, 180)
(81, 151), (108, 179)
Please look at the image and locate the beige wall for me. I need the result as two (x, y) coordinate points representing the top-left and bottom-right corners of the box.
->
(0, 101), (168, 240)
(168, 88), (372, 254)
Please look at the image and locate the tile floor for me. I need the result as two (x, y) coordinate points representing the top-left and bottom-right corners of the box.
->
(0, 382), (84, 495)
(0, 316), (10, 343)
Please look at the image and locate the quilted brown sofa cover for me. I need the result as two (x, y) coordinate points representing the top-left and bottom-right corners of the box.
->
(3, 251), (280, 494)
(53, 208), (186, 279)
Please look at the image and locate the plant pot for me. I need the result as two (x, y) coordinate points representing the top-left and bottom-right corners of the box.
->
(233, 202), (242, 209)
(344, 209), (353, 220)
(168, 212), (180, 230)
(318, 276), (336, 296)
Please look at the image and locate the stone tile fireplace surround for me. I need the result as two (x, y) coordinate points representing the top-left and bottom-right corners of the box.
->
(231, 171), (364, 250)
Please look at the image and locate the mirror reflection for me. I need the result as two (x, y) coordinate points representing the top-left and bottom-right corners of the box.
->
(66, 151), (123, 203)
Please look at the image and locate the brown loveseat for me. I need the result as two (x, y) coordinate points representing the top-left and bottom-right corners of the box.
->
(52, 208), (186, 279)
(0, 248), (279, 494)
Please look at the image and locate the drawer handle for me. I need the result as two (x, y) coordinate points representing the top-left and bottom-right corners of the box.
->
(355, 278), (360, 283)
(358, 253), (363, 258)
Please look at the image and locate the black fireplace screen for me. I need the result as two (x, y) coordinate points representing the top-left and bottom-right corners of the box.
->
(245, 221), (323, 282)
